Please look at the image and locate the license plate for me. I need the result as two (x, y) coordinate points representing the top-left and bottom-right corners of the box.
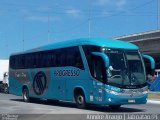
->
(128, 100), (135, 103)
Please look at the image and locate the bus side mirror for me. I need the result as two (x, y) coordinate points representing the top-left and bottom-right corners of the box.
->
(91, 52), (110, 68)
(142, 54), (155, 70)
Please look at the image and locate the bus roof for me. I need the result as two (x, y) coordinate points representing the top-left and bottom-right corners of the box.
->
(11, 38), (138, 55)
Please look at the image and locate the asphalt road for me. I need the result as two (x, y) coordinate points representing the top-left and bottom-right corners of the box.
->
(0, 93), (160, 120)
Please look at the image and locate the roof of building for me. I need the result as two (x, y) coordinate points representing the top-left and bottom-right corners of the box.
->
(114, 29), (160, 42)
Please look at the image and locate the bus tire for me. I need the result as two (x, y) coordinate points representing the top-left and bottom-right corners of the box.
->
(74, 91), (86, 109)
(109, 105), (121, 110)
(22, 88), (30, 102)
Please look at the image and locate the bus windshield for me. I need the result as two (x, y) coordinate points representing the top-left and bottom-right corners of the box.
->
(105, 49), (146, 88)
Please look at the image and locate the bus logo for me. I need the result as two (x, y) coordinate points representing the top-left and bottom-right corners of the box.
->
(33, 71), (47, 95)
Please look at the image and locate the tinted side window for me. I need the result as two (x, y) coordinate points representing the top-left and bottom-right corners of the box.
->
(10, 46), (84, 69)
(60, 49), (66, 66)
(66, 47), (84, 70)
(55, 46), (84, 69)
(91, 55), (106, 83)
(14, 55), (24, 69)
(10, 56), (15, 69)
(25, 54), (32, 68)
(82, 45), (100, 74)
(55, 49), (62, 67)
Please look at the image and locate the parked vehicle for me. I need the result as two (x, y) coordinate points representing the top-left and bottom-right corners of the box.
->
(0, 60), (9, 93)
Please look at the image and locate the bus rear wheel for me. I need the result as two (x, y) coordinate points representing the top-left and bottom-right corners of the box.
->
(22, 88), (30, 102)
(109, 105), (121, 110)
(3, 84), (9, 94)
(75, 92), (86, 109)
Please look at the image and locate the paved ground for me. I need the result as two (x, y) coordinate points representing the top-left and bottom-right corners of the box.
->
(0, 93), (160, 120)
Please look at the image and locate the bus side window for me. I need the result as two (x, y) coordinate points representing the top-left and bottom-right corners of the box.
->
(75, 56), (83, 69)
(82, 45), (101, 77)
(66, 50), (75, 66)
(91, 56), (106, 83)
(55, 49), (61, 67)
(10, 56), (15, 69)
(50, 53), (56, 67)
(74, 47), (84, 70)
(60, 49), (67, 66)
(65, 46), (84, 70)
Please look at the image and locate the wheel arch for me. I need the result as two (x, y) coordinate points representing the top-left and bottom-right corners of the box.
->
(73, 86), (87, 102)
(22, 85), (29, 94)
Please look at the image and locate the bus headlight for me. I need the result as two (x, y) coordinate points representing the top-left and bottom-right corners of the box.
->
(105, 88), (120, 95)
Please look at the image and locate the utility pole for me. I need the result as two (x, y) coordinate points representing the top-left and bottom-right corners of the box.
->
(88, 0), (91, 38)
(4, 35), (8, 58)
(22, 17), (25, 51)
(6, 43), (8, 58)
(48, 14), (50, 43)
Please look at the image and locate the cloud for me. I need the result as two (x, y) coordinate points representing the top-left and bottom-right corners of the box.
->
(36, 7), (52, 12)
(96, 0), (127, 9)
(116, 0), (126, 8)
(97, 0), (110, 5)
(27, 16), (60, 22)
(100, 11), (112, 17)
(65, 8), (81, 17)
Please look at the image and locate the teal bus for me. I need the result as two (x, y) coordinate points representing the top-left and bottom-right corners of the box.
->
(9, 38), (154, 109)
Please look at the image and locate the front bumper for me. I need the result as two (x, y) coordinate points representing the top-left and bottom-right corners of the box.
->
(106, 92), (147, 105)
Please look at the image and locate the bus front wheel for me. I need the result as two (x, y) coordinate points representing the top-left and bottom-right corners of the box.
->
(75, 91), (86, 109)
(109, 105), (121, 110)
(22, 88), (30, 102)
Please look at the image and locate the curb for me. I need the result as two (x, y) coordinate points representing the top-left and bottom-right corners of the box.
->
(147, 100), (160, 104)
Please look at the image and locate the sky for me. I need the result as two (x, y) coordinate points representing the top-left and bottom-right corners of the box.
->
(0, 0), (158, 59)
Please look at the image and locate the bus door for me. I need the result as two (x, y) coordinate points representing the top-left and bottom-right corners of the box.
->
(91, 55), (106, 104)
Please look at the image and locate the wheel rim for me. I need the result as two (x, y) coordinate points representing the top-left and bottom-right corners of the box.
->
(23, 90), (28, 101)
(77, 95), (84, 105)
(4, 87), (8, 93)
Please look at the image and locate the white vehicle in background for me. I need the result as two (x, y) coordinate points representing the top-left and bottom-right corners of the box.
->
(0, 59), (9, 93)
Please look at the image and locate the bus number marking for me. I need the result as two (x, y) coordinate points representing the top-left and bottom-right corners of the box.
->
(54, 70), (80, 76)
